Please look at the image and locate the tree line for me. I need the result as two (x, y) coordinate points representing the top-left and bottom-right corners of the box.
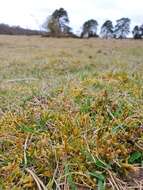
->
(0, 24), (42, 36)
(43, 8), (143, 39)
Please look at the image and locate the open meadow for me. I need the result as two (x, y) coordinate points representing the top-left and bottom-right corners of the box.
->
(0, 35), (143, 189)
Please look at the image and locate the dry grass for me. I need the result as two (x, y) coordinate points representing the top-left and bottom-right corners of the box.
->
(0, 35), (143, 189)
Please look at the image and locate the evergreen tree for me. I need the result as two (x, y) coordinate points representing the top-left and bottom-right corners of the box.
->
(132, 26), (141, 39)
(100, 20), (114, 39)
(81, 19), (98, 38)
(114, 18), (131, 39)
(43, 8), (71, 35)
(132, 24), (143, 39)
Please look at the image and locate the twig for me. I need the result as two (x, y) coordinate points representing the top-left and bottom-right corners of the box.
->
(24, 135), (47, 190)
(24, 134), (30, 167)
(107, 178), (115, 190)
(107, 170), (121, 190)
(135, 142), (143, 150)
(26, 168), (43, 190)
(52, 149), (61, 190)
(26, 168), (47, 190)
(106, 106), (115, 120)
(5, 78), (39, 83)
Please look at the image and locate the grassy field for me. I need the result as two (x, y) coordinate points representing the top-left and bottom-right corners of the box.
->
(0, 35), (143, 189)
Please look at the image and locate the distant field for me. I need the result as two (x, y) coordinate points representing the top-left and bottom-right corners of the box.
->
(0, 35), (143, 189)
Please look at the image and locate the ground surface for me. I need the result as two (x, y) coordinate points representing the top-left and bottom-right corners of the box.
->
(0, 35), (143, 189)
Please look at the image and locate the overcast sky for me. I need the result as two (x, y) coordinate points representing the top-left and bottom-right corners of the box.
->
(0, 0), (143, 33)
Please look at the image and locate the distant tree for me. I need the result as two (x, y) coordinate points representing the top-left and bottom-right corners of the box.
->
(43, 8), (71, 35)
(114, 18), (131, 39)
(132, 26), (141, 39)
(100, 20), (114, 39)
(140, 24), (143, 36)
(81, 19), (98, 38)
(0, 23), (41, 35)
(132, 24), (143, 39)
